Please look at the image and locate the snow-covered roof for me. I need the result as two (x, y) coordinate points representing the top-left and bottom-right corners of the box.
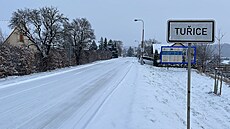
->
(222, 60), (230, 65)
(153, 43), (169, 53)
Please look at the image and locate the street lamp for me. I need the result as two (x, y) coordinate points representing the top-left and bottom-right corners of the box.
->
(134, 19), (144, 65)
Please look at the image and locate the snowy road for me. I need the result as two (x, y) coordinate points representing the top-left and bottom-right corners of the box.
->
(0, 58), (135, 129)
(1, 57), (230, 129)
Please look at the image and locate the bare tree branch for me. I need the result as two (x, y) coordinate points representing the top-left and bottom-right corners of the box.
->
(9, 7), (68, 58)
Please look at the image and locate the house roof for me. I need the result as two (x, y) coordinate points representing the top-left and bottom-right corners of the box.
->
(2, 27), (18, 45)
(171, 43), (185, 47)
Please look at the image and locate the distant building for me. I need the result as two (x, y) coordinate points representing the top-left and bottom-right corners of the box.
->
(3, 27), (37, 51)
(153, 44), (164, 53)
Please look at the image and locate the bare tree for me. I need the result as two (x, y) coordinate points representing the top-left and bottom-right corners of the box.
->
(67, 18), (95, 65)
(9, 7), (68, 58)
(144, 39), (160, 57)
(215, 29), (225, 66)
(113, 40), (123, 56)
(196, 43), (214, 72)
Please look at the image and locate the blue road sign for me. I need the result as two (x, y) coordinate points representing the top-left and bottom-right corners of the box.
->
(160, 46), (196, 64)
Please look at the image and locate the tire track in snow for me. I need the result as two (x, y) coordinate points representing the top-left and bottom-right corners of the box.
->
(72, 61), (134, 129)
(14, 59), (131, 129)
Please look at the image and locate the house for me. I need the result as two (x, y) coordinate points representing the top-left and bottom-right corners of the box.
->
(3, 27), (37, 51)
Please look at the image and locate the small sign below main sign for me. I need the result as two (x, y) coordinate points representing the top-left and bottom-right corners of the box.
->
(160, 46), (196, 64)
(167, 20), (215, 43)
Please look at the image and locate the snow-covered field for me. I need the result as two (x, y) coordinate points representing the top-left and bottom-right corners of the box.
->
(0, 57), (230, 129)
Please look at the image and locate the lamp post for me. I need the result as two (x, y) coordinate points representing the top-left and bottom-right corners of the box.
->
(134, 19), (144, 65)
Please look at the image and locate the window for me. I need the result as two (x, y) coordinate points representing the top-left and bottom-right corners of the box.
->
(19, 33), (24, 43)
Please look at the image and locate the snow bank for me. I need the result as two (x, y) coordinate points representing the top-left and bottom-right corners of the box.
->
(87, 60), (230, 129)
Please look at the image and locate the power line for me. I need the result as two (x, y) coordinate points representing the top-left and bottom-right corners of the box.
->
(0, 20), (9, 22)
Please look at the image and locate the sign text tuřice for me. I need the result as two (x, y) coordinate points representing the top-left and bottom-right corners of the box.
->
(167, 20), (215, 43)
(175, 26), (207, 36)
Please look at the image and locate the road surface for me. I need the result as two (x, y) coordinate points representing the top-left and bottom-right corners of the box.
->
(0, 58), (135, 129)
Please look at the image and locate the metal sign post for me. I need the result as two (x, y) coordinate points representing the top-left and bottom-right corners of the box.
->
(187, 43), (191, 129)
(167, 20), (215, 129)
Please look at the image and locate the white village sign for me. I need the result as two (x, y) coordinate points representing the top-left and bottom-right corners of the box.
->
(167, 20), (215, 43)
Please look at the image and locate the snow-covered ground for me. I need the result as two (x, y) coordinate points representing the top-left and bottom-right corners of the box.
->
(0, 57), (230, 129)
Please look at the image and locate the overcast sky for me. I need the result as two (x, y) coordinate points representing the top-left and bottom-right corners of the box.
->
(1, 0), (230, 46)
